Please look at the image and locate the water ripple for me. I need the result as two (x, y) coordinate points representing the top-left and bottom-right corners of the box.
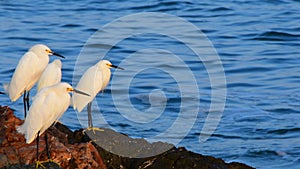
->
(253, 31), (300, 41)
(0, 0), (299, 168)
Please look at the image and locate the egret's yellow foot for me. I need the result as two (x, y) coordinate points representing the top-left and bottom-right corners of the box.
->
(35, 160), (46, 169)
(84, 127), (104, 134)
(35, 159), (61, 169)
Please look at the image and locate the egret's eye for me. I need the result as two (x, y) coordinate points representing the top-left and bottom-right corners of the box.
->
(45, 49), (51, 53)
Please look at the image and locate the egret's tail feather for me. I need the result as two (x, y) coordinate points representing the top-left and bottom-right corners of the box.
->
(72, 96), (85, 112)
(16, 124), (36, 144)
(2, 83), (9, 94)
(16, 125), (25, 136)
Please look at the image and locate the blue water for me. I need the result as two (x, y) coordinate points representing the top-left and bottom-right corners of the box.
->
(1, 0), (300, 168)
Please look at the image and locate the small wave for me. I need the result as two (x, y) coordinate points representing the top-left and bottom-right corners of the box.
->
(84, 28), (98, 33)
(246, 149), (288, 157)
(227, 82), (264, 88)
(234, 115), (273, 123)
(0, 68), (14, 75)
(264, 107), (300, 114)
(253, 31), (300, 41)
(128, 4), (159, 10)
(226, 66), (272, 74)
(114, 123), (131, 128)
(85, 43), (115, 49)
(6, 36), (51, 42)
(260, 31), (298, 38)
(61, 24), (83, 28)
(212, 133), (245, 139)
(128, 1), (192, 11)
(208, 7), (233, 12)
(142, 128), (159, 133)
(267, 128), (300, 135)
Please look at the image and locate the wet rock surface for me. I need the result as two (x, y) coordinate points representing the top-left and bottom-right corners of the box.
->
(0, 106), (254, 169)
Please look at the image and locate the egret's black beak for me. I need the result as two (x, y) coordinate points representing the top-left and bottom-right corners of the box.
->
(52, 52), (65, 59)
(73, 89), (90, 96)
(111, 64), (124, 70)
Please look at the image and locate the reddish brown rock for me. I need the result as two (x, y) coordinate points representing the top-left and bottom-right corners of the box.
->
(0, 106), (106, 169)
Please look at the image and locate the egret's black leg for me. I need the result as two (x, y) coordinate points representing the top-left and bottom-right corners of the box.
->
(85, 102), (103, 135)
(36, 131), (40, 161)
(23, 90), (30, 118)
(45, 133), (51, 160)
(26, 90), (30, 110)
(23, 90), (27, 118)
(87, 102), (93, 128)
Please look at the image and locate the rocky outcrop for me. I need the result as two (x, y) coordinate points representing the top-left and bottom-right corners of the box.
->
(0, 106), (254, 169)
(0, 106), (105, 169)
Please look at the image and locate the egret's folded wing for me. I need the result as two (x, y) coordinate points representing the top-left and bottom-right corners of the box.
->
(17, 90), (49, 143)
(8, 52), (41, 101)
(73, 65), (103, 112)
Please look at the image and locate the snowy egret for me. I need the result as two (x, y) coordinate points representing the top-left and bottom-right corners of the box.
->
(3, 44), (64, 117)
(37, 59), (62, 92)
(17, 82), (89, 165)
(73, 60), (124, 130)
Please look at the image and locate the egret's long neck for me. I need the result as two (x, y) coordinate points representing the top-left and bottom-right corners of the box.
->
(102, 68), (111, 89)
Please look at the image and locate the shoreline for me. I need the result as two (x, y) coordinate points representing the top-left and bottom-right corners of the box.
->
(0, 105), (254, 169)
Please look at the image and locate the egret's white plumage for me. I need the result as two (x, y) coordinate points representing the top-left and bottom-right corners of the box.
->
(4, 44), (64, 102)
(37, 59), (62, 92)
(72, 60), (123, 128)
(17, 82), (84, 144)
(73, 60), (111, 112)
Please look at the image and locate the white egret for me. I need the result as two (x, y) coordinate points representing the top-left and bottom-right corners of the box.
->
(73, 60), (124, 130)
(17, 82), (89, 165)
(37, 59), (62, 92)
(3, 44), (64, 117)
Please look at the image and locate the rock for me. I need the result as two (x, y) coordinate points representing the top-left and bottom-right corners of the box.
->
(0, 105), (255, 169)
(0, 106), (106, 169)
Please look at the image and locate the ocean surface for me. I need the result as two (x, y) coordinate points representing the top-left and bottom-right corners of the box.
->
(1, 0), (300, 168)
